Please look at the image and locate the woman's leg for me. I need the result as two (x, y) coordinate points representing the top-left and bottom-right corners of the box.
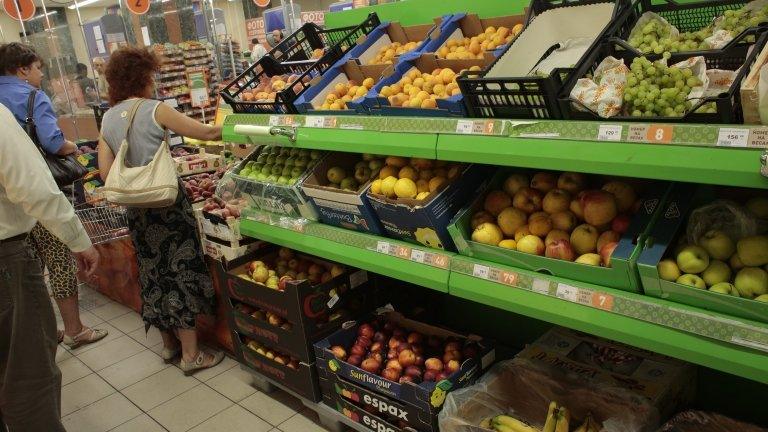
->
(176, 328), (223, 372)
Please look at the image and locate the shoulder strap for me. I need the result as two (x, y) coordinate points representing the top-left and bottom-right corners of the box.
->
(25, 89), (36, 123)
(123, 99), (144, 148)
(24, 89), (45, 154)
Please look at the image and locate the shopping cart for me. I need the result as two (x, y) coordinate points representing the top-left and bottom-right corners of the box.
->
(73, 191), (130, 245)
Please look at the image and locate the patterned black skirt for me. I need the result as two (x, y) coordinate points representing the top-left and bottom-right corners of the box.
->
(127, 192), (214, 331)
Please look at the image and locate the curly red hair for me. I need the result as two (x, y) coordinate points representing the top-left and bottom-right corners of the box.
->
(105, 47), (160, 105)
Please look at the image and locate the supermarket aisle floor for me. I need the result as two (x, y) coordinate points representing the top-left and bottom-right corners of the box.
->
(53, 285), (331, 432)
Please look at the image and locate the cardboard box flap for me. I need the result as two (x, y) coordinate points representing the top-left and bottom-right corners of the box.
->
(487, 3), (614, 78)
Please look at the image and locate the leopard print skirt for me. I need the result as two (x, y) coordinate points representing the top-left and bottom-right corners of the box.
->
(28, 223), (78, 299)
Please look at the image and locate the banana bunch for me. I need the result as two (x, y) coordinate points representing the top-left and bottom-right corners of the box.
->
(542, 402), (570, 432)
(573, 414), (600, 432)
(479, 402), (600, 432)
(481, 415), (540, 432)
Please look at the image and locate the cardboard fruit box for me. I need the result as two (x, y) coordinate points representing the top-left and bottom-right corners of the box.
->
(314, 311), (496, 413)
(302, 152), (385, 235)
(367, 164), (493, 251)
(447, 169), (671, 292)
(293, 59), (386, 115)
(174, 149), (223, 176)
(431, 13), (526, 61)
(637, 183), (768, 324)
(320, 373), (439, 432)
(345, 19), (446, 71)
(230, 146), (324, 219)
(365, 53), (494, 117)
(324, 388), (413, 432)
(235, 334), (322, 401)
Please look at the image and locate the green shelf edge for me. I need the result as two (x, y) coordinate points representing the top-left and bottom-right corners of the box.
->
(239, 219), (451, 292)
(437, 135), (768, 189)
(448, 270), (768, 384)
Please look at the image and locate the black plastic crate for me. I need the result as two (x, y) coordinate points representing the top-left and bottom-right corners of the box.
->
(558, 29), (768, 123)
(220, 13), (381, 114)
(457, 0), (631, 120)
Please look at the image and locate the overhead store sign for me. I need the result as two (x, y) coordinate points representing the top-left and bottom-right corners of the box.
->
(245, 17), (265, 41)
(3, 0), (35, 21)
(125, 0), (150, 15)
(301, 10), (324, 25)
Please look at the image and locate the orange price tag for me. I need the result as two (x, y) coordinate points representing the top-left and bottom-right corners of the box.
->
(645, 124), (673, 144)
(431, 254), (449, 269)
(395, 246), (411, 259)
(592, 292), (614, 311)
(499, 271), (518, 286)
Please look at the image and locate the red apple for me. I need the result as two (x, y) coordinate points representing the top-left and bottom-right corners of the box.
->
(545, 239), (576, 261)
(580, 190), (618, 226)
(351, 344), (367, 356)
(368, 352), (383, 364)
(423, 370), (437, 382)
(425, 358), (443, 371)
(387, 349), (398, 360)
(278, 275), (293, 291)
(445, 359), (460, 373)
(597, 230), (620, 252)
(330, 345), (347, 360)
(443, 351), (462, 363)
(382, 368), (401, 382)
(399, 375), (415, 384)
(600, 241), (619, 267)
(347, 354), (363, 366)
(385, 359), (403, 372)
(405, 365), (423, 379)
(369, 342), (383, 353)
(388, 337), (403, 350)
(358, 323), (375, 339)
(357, 335), (372, 348)
(398, 350), (417, 367)
(361, 358), (381, 373)
(415, 355), (425, 366)
(407, 332), (423, 345)
(392, 328), (405, 338)
(396, 342), (412, 353)
(611, 214), (631, 234)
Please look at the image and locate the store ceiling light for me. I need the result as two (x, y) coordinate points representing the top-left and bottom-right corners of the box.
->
(68, 0), (101, 9)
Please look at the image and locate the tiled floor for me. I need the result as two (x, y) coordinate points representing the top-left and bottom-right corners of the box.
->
(51, 285), (333, 432)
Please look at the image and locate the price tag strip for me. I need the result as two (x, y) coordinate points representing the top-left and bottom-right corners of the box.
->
(371, 241), (450, 269)
(304, 116), (338, 129)
(451, 258), (768, 352)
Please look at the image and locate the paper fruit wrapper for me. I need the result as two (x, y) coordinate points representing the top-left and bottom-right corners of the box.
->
(570, 54), (736, 118)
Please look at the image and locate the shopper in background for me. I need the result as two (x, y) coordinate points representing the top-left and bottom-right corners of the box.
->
(266, 29), (284, 48)
(0, 42), (108, 350)
(250, 37), (268, 63)
(74, 62), (98, 104)
(98, 47), (225, 374)
(92, 57), (109, 100)
(0, 103), (100, 432)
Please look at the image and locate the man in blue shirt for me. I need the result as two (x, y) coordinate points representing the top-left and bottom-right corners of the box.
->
(0, 44), (75, 156)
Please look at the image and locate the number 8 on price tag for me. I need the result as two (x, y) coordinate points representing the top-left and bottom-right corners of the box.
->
(646, 124), (673, 144)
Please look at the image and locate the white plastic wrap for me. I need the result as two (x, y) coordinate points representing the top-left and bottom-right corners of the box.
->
(686, 200), (768, 245)
(656, 410), (768, 432)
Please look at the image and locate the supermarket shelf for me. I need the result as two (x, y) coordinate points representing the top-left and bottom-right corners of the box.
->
(222, 114), (768, 189)
(239, 218), (452, 292)
(239, 216), (768, 384)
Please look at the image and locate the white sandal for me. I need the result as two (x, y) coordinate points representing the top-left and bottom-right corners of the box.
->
(179, 351), (224, 376)
(62, 326), (108, 349)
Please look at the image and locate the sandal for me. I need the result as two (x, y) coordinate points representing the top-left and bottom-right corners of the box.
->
(161, 346), (181, 364)
(179, 350), (224, 376)
(57, 330), (64, 344)
(62, 326), (108, 349)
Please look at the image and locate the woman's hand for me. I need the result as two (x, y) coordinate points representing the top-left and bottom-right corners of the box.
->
(155, 103), (222, 142)
(56, 140), (77, 155)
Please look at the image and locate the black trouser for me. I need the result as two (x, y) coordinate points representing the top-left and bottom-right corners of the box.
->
(0, 239), (66, 432)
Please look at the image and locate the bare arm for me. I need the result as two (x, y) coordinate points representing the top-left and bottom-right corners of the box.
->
(56, 140), (77, 155)
(154, 103), (222, 141)
(97, 138), (115, 182)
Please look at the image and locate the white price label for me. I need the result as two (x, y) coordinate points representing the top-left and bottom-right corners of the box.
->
(597, 124), (622, 141)
(327, 294), (340, 308)
(376, 241), (390, 254)
(268, 115), (280, 126)
(410, 249), (425, 263)
(717, 128), (749, 148)
(305, 116), (324, 128)
(531, 278), (550, 295)
(455, 120), (474, 134)
(556, 283), (579, 302)
(472, 264), (490, 279)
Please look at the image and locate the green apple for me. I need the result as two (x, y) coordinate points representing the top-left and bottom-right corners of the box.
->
(676, 245), (710, 274)
(755, 294), (768, 302)
(340, 177), (359, 191)
(309, 150), (321, 160)
(730, 253), (745, 270)
(736, 235), (768, 267)
(266, 174), (278, 183)
(285, 157), (296, 167)
(275, 155), (287, 165)
(271, 164), (283, 175)
(326, 167), (346, 184)
(734, 267), (768, 298)
(709, 282), (739, 296)
(277, 175), (290, 185)
(294, 157), (309, 168)
(240, 169), (252, 177)
(698, 230), (735, 261)
(291, 167), (304, 178)
(261, 165), (272, 175)
(657, 259), (681, 281)
(256, 154), (268, 163)
(676, 274), (706, 289)
(255, 172), (267, 181)
(266, 154), (277, 164)
(281, 166), (292, 176)
(702, 260), (731, 287)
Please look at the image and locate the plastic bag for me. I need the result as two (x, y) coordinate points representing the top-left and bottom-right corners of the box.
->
(629, 12), (680, 46)
(656, 410), (768, 432)
(686, 200), (767, 245)
(438, 358), (660, 432)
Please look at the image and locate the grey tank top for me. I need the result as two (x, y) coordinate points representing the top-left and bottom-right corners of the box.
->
(101, 98), (166, 167)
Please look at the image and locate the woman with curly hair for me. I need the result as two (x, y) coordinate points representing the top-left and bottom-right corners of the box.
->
(97, 47), (224, 374)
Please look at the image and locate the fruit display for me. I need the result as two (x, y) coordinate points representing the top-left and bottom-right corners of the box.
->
(322, 154), (383, 192)
(436, 24), (523, 59)
(236, 146), (322, 185)
(183, 170), (223, 203)
(368, 41), (422, 65)
(480, 402), (595, 432)
(656, 198), (768, 303)
(622, 56), (710, 117)
(317, 78), (376, 110)
(245, 338), (301, 370)
(235, 247), (346, 290)
(200, 196), (247, 219)
(237, 74), (310, 102)
(378, 67), (474, 108)
(367, 156), (463, 201)
(326, 315), (482, 385)
(469, 170), (642, 267)
(234, 302), (294, 331)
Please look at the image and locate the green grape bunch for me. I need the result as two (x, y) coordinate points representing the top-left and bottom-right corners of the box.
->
(622, 55), (710, 117)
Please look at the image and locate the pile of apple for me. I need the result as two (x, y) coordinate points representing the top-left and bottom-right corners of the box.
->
(368, 41), (422, 65)
(658, 198), (768, 302)
(245, 338), (300, 370)
(317, 78), (376, 110)
(435, 25), (523, 60)
(200, 196), (247, 219)
(325, 154), (385, 192)
(183, 171), (222, 203)
(379, 67), (476, 109)
(368, 156), (463, 201)
(237, 147), (322, 185)
(236, 247), (346, 290)
(234, 302), (293, 331)
(470, 171), (640, 267)
(329, 318), (480, 384)
(239, 74), (310, 102)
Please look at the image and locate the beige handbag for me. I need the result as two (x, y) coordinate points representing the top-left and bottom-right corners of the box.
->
(103, 100), (179, 208)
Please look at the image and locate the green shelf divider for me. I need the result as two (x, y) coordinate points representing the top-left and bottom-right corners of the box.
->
(239, 218), (452, 292)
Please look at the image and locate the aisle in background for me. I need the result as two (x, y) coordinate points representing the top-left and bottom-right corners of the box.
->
(55, 284), (332, 432)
